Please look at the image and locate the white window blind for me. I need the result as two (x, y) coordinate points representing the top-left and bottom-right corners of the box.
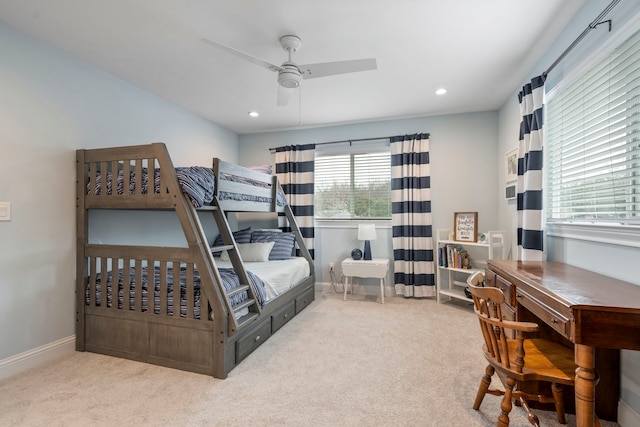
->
(314, 151), (391, 219)
(546, 27), (640, 224)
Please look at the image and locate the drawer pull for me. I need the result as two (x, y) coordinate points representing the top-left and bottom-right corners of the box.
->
(551, 318), (558, 324)
(283, 313), (288, 319)
(516, 294), (522, 299)
(255, 335), (261, 342)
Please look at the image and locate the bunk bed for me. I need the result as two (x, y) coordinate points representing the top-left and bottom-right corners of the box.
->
(76, 143), (315, 378)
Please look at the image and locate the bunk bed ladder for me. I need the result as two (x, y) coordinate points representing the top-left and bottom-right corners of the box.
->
(209, 197), (261, 331)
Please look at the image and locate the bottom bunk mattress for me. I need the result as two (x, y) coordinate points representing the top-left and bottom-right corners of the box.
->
(215, 257), (311, 302)
(86, 265), (267, 319)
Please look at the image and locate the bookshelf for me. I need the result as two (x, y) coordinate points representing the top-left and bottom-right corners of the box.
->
(435, 228), (506, 304)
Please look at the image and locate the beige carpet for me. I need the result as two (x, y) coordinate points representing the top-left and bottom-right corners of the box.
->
(0, 291), (620, 427)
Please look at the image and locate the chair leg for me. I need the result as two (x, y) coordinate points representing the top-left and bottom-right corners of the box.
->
(497, 376), (516, 427)
(551, 383), (566, 424)
(517, 396), (540, 427)
(473, 365), (495, 410)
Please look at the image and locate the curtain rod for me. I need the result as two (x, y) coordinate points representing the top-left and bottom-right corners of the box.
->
(543, 0), (620, 78)
(268, 135), (392, 152)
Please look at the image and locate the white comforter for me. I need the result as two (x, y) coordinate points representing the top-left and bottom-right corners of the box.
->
(215, 257), (310, 302)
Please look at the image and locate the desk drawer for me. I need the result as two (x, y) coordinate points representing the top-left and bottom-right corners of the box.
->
(501, 303), (516, 339)
(516, 289), (571, 338)
(485, 270), (515, 307)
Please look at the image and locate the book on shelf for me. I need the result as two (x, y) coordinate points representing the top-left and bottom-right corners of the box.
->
(439, 244), (470, 269)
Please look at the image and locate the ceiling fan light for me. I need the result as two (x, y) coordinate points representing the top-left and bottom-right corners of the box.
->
(278, 71), (301, 88)
(278, 63), (302, 88)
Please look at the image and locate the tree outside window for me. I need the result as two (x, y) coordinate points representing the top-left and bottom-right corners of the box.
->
(314, 151), (391, 219)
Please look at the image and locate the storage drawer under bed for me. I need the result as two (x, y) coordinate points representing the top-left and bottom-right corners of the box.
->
(295, 286), (314, 314)
(236, 318), (271, 363)
(272, 301), (295, 333)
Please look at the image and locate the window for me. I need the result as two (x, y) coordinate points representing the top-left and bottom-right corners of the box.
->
(546, 27), (640, 225)
(314, 149), (391, 219)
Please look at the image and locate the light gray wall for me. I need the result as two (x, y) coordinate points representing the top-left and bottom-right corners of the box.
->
(0, 22), (239, 361)
(497, 0), (640, 418)
(3, 1), (638, 419)
(239, 111), (500, 285)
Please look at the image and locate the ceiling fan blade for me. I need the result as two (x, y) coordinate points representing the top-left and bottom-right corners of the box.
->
(201, 38), (283, 73)
(299, 58), (377, 79)
(277, 85), (295, 106)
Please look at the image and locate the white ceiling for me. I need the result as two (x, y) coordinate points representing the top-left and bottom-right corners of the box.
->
(0, 0), (585, 134)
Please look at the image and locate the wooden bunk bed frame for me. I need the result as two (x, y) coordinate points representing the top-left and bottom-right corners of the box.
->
(76, 142), (315, 378)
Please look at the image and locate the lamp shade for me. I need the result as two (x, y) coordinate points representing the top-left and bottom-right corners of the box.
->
(357, 224), (377, 241)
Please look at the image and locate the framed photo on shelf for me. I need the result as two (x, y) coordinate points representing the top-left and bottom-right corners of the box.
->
(505, 148), (518, 183)
(454, 211), (478, 242)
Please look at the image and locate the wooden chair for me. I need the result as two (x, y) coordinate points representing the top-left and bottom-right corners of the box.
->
(466, 272), (577, 427)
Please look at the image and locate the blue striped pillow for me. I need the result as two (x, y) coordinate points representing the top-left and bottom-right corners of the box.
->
(212, 227), (252, 257)
(251, 230), (295, 260)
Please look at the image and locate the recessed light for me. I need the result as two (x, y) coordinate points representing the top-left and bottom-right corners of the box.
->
(435, 88), (447, 96)
(248, 111), (259, 118)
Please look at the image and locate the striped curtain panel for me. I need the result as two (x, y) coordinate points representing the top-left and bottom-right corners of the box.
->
(517, 75), (545, 261)
(390, 133), (435, 297)
(275, 144), (316, 259)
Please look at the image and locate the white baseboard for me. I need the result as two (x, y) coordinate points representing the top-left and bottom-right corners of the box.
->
(316, 281), (338, 293)
(316, 281), (390, 297)
(0, 335), (75, 381)
(619, 399), (640, 427)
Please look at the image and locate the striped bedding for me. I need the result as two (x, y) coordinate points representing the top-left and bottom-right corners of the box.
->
(218, 189), (288, 206)
(89, 166), (288, 208)
(218, 172), (288, 206)
(88, 265), (267, 319)
(88, 166), (216, 208)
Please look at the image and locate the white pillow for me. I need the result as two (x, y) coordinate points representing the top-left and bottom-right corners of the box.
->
(220, 241), (275, 262)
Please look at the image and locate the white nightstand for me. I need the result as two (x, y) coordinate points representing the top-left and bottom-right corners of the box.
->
(342, 258), (390, 304)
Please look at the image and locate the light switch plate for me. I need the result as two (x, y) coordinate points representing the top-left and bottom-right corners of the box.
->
(0, 202), (11, 221)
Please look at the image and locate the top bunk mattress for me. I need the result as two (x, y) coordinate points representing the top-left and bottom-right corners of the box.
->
(215, 257), (310, 302)
(213, 158), (288, 212)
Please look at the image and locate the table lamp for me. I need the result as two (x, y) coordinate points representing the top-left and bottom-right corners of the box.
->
(358, 223), (377, 260)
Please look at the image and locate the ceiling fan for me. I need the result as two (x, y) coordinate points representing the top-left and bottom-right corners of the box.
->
(201, 35), (377, 106)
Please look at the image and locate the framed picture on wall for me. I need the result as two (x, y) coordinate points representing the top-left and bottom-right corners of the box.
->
(454, 211), (478, 242)
(505, 148), (518, 183)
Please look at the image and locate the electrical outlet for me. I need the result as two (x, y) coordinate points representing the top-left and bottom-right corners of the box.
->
(0, 202), (10, 221)
(328, 262), (334, 271)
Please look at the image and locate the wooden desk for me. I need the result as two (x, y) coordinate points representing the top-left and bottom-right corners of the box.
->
(486, 260), (640, 427)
